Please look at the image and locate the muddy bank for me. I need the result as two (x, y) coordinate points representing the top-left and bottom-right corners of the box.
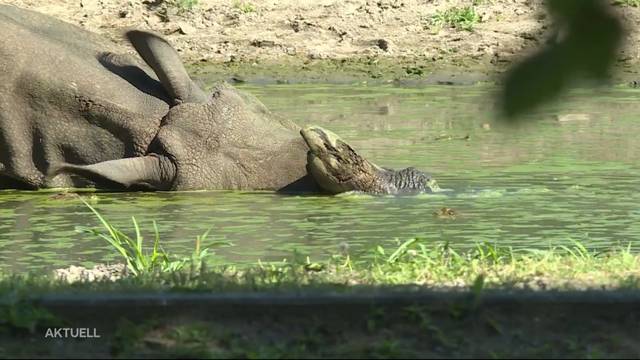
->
(6, 0), (640, 84)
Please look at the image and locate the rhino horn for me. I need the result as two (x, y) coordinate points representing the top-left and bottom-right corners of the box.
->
(126, 30), (207, 105)
(48, 155), (176, 190)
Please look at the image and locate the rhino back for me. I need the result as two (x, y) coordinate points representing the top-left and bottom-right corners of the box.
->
(0, 5), (170, 188)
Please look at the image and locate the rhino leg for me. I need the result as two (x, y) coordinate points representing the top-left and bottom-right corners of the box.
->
(126, 30), (207, 105)
(97, 52), (169, 102)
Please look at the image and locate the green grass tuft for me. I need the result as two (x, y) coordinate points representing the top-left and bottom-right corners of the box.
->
(429, 6), (481, 31)
(76, 198), (226, 276)
(233, 1), (256, 13)
(0, 237), (638, 293)
(172, 0), (199, 11)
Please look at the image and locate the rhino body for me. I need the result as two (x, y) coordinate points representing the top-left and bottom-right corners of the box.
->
(0, 5), (433, 194)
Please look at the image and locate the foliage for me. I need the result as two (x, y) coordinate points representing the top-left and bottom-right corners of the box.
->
(429, 6), (480, 31)
(353, 238), (639, 290)
(76, 198), (226, 276)
(4, 237), (635, 292)
(171, 0), (199, 11)
(0, 295), (61, 334)
(233, 1), (256, 14)
(500, 0), (623, 119)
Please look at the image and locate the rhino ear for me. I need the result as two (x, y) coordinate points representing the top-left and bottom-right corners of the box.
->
(48, 155), (176, 190)
(126, 30), (207, 105)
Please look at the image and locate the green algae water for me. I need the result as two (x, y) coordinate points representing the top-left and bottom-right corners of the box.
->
(2, 84), (640, 272)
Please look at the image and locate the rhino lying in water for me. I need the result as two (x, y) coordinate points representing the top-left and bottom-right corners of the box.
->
(0, 5), (436, 194)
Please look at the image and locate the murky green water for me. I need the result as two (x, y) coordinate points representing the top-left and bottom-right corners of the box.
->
(2, 84), (640, 272)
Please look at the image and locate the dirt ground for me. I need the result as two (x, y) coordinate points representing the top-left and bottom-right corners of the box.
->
(3, 291), (640, 357)
(4, 0), (640, 83)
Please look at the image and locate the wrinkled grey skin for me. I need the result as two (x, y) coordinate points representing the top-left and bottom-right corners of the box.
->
(0, 5), (434, 195)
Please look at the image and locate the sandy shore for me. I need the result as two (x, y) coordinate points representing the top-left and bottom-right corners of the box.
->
(4, 0), (640, 83)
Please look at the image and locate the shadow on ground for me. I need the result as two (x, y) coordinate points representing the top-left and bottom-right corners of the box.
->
(2, 288), (639, 358)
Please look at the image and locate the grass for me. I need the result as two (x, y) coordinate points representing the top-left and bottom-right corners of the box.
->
(2, 236), (638, 293)
(76, 198), (225, 276)
(102, 309), (640, 358)
(428, 6), (481, 32)
(232, 0), (256, 13)
(171, 0), (199, 11)
(3, 300), (638, 358)
(355, 238), (640, 291)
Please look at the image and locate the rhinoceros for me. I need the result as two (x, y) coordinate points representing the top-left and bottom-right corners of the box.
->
(0, 5), (436, 194)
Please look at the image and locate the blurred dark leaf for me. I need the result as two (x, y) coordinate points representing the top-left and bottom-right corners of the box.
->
(500, 0), (623, 119)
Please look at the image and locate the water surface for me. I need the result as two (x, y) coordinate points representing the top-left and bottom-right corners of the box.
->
(2, 84), (640, 272)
